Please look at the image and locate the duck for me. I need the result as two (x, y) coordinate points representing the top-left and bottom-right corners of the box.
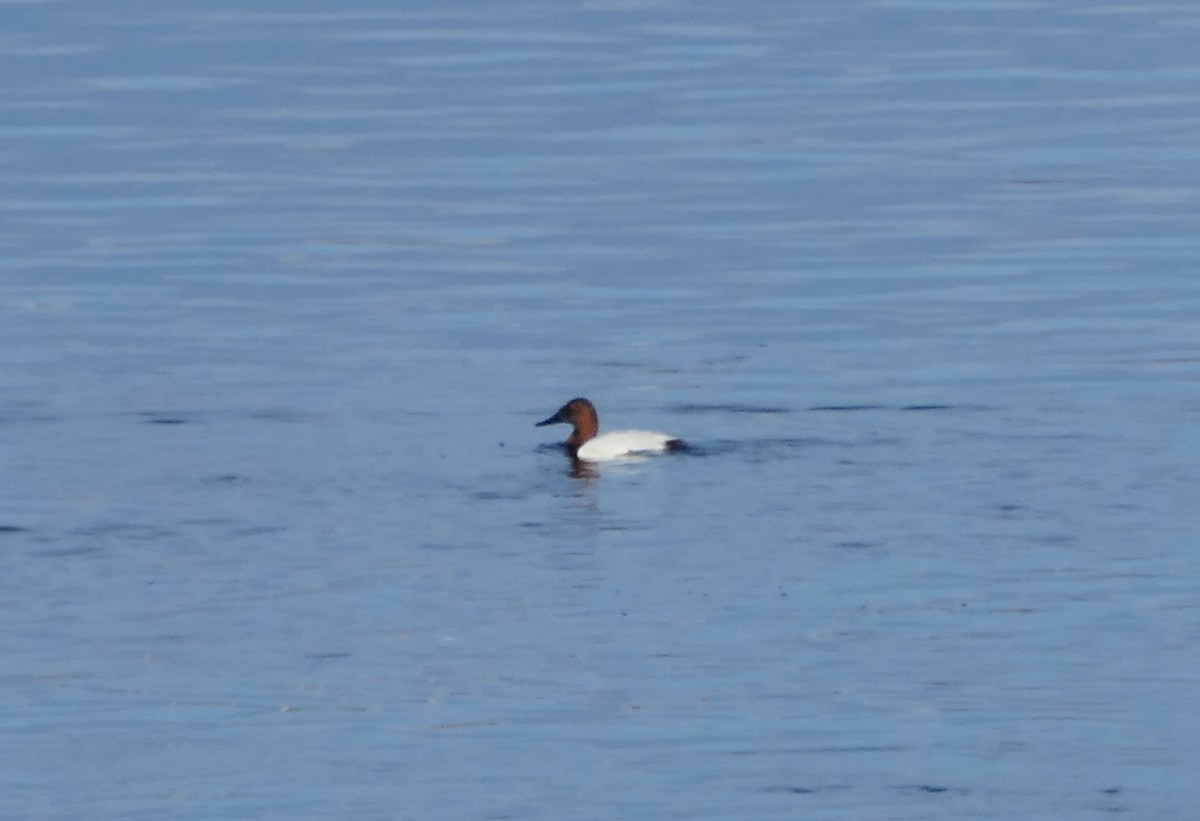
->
(536, 397), (683, 462)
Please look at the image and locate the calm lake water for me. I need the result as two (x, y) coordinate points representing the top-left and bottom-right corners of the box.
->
(2, 1), (1199, 819)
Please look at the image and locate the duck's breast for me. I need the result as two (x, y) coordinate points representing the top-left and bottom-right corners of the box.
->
(576, 429), (677, 461)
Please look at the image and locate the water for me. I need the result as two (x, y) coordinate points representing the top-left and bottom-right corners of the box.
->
(2, 1), (1199, 819)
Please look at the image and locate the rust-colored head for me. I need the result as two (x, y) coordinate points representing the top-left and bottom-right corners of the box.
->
(535, 397), (599, 450)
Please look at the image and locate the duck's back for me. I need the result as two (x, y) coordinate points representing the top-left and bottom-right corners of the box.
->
(577, 429), (680, 461)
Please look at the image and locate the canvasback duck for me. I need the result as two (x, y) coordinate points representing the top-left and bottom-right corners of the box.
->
(536, 397), (683, 462)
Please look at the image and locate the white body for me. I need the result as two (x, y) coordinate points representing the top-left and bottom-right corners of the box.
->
(576, 430), (676, 462)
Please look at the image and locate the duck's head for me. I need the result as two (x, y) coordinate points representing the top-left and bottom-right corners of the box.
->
(536, 397), (599, 448)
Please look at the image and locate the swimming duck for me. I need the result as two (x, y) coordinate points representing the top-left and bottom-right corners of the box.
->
(536, 397), (683, 462)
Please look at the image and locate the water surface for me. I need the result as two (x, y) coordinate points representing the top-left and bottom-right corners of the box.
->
(2, 2), (1198, 819)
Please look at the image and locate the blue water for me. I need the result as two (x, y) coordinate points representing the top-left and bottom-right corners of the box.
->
(3, 2), (1199, 819)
